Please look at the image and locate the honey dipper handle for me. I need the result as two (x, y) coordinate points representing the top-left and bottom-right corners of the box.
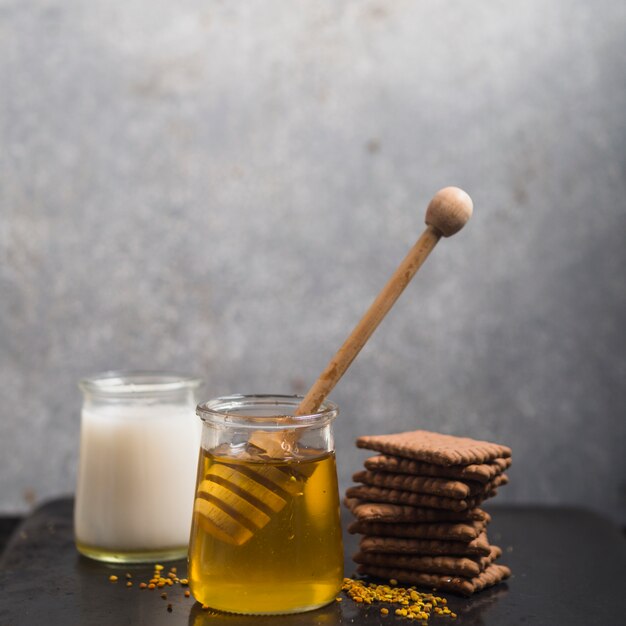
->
(296, 187), (473, 416)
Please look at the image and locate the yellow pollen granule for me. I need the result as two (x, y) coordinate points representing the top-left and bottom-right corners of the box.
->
(341, 578), (455, 624)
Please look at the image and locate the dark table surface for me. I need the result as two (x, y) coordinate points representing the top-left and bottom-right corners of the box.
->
(1, 499), (625, 626)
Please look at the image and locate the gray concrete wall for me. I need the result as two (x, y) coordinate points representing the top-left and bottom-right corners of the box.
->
(1, 0), (625, 522)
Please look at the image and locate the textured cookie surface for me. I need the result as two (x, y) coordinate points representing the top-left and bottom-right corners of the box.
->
(344, 498), (491, 524)
(356, 430), (512, 467)
(359, 531), (492, 557)
(348, 518), (487, 541)
(353, 469), (473, 499)
(346, 484), (496, 511)
(356, 562), (511, 596)
(364, 455), (512, 483)
(353, 545), (502, 578)
(353, 470), (509, 499)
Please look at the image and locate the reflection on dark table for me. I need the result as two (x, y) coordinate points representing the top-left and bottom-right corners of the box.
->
(188, 600), (346, 626)
(1, 499), (625, 625)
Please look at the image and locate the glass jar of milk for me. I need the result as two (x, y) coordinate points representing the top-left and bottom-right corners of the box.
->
(75, 371), (202, 563)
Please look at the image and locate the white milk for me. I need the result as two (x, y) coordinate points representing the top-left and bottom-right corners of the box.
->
(74, 404), (200, 553)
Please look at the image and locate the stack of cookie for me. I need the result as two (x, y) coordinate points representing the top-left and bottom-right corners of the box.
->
(345, 430), (512, 596)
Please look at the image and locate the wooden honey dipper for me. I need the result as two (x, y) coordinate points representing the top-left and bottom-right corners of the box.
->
(194, 187), (473, 545)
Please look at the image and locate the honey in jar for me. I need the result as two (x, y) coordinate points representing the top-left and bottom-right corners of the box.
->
(188, 395), (344, 614)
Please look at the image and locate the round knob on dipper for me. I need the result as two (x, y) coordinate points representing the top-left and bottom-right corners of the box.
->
(425, 187), (473, 237)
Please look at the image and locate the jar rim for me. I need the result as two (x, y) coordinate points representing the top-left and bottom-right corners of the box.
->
(79, 370), (202, 397)
(196, 394), (338, 429)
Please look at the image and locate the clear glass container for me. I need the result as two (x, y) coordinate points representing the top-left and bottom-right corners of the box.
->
(75, 371), (202, 563)
(188, 394), (344, 615)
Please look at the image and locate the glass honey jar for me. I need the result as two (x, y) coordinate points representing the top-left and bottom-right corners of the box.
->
(188, 394), (344, 614)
